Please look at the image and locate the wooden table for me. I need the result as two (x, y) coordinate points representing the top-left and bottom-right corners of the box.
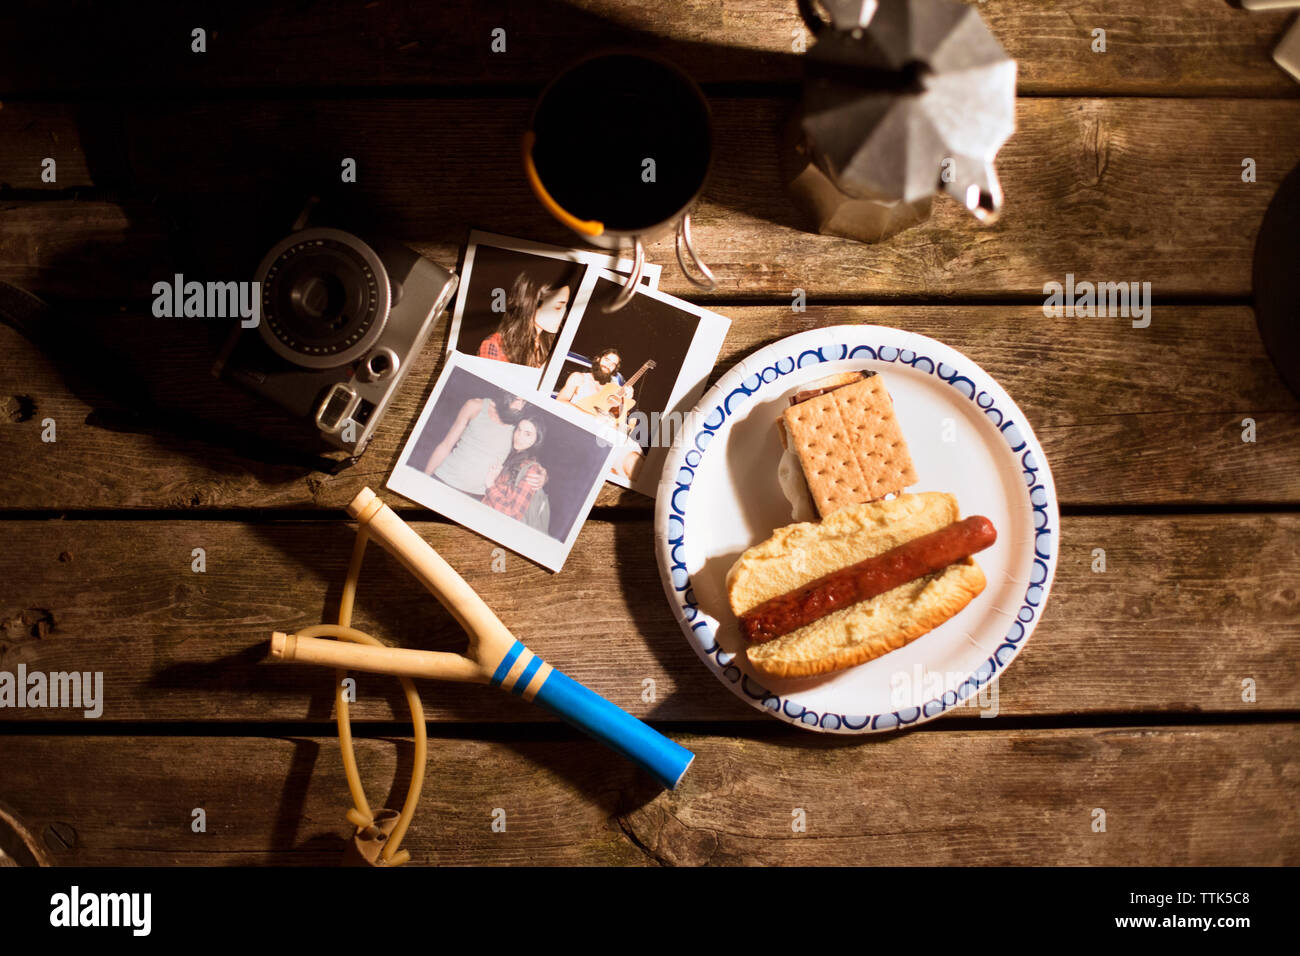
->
(1, 0), (1297, 866)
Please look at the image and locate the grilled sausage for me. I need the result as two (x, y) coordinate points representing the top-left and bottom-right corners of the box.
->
(739, 516), (997, 644)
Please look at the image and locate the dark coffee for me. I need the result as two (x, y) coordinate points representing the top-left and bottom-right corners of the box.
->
(531, 54), (711, 233)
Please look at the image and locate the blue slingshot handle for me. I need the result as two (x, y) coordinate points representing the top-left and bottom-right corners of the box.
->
(531, 668), (694, 790)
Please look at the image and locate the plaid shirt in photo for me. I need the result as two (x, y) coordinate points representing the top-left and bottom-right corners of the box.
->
(478, 332), (507, 361)
(482, 461), (546, 520)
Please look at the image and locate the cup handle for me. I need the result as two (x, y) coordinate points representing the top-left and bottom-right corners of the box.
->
(602, 238), (645, 313)
(676, 214), (717, 290)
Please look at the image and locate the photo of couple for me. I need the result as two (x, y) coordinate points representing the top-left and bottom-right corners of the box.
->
(423, 391), (553, 533)
(389, 354), (617, 571)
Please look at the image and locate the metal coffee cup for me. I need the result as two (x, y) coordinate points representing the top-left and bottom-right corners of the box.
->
(523, 51), (716, 312)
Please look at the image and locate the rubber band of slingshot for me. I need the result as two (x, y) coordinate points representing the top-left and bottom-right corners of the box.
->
(293, 525), (429, 866)
(336, 527), (374, 826)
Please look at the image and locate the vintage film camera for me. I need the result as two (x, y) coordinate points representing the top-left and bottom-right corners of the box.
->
(214, 224), (457, 456)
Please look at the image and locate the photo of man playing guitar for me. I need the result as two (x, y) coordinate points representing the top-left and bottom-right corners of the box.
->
(556, 348), (628, 414)
(557, 348), (658, 426)
(556, 347), (656, 479)
(541, 270), (727, 493)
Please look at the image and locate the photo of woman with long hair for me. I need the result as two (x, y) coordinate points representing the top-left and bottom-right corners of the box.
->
(447, 235), (663, 384)
(477, 272), (570, 368)
(417, 390), (552, 533)
(481, 414), (551, 533)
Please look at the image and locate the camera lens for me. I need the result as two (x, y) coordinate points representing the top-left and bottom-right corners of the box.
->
(255, 229), (392, 369)
(266, 241), (379, 355)
(290, 272), (348, 324)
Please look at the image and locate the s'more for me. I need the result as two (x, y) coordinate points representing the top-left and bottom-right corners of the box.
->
(776, 370), (917, 519)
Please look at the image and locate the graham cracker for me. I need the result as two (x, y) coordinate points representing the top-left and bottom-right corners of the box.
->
(778, 373), (870, 451)
(781, 375), (917, 516)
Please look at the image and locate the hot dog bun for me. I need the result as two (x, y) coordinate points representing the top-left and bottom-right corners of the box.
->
(726, 492), (986, 679)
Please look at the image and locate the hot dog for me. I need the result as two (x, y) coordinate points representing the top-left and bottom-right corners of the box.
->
(727, 492), (994, 680)
(739, 516), (997, 643)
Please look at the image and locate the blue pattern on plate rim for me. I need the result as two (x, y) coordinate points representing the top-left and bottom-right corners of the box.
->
(663, 339), (1055, 732)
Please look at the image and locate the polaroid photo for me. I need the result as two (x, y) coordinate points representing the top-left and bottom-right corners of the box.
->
(388, 351), (619, 572)
(445, 231), (662, 389)
(541, 268), (731, 498)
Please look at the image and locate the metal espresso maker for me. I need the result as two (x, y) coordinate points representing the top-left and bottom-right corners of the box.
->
(785, 0), (1017, 242)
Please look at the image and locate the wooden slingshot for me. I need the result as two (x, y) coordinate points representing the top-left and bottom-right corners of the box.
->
(268, 488), (693, 865)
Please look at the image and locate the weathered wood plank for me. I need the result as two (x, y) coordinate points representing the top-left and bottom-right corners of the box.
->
(1, 305), (1295, 510)
(3, 98), (1297, 299)
(0, 514), (1295, 721)
(0, 727), (1294, 865)
(0, 1), (1294, 97)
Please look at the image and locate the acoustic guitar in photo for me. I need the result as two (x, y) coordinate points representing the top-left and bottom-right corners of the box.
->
(572, 358), (656, 426)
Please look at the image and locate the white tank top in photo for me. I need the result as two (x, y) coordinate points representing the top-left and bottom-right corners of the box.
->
(434, 401), (514, 495)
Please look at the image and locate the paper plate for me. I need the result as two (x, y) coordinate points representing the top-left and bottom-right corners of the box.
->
(653, 325), (1058, 732)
